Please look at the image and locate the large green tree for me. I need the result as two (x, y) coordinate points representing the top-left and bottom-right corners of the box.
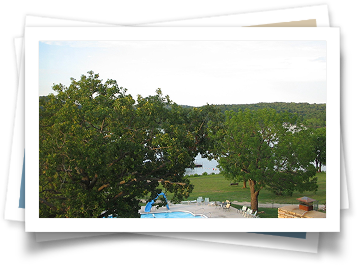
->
(39, 71), (221, 218)
(210, 109), (318, 211)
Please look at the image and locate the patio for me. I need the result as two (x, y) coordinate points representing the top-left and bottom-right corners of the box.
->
(139, 201), (245, 218)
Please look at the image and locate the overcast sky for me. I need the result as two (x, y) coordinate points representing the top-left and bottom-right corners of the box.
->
(39, 40), (326, 106)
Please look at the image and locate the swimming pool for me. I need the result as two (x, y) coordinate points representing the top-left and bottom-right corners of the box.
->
(140, 211), (207, 218)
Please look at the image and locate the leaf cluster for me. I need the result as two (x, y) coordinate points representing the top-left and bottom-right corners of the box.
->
(39, 71), (222, 218)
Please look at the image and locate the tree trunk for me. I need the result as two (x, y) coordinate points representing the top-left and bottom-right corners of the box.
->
(315, 160), (321, 172)
(249, 179), (259, 212)
(242, 180), (247, 189)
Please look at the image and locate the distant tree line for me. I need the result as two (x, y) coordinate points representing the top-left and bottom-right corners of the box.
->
(182, 102), (326, 129)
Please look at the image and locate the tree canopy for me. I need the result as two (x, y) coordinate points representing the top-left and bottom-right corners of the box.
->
(39, 71), (222, 218)
(209, 109), (318, 211)
(39, 71), (323, 217)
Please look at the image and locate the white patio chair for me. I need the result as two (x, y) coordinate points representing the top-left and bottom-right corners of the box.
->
(238, 205), (247, 214)
(247, 209), (257, 218)
(197, 197), (203, 205)
(248, 209), (256, 218)
(244, 208), (253, 217)
(204, 198), (209, 205)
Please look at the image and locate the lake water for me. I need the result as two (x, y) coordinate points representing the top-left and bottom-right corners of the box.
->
(185, 154), (325, 176)
(185, 154), (220, 175)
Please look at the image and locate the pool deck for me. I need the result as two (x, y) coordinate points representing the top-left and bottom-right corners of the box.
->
(139, 202), (245, 218)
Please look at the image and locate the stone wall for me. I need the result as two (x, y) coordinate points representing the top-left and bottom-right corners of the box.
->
(278, 205), (326, 218)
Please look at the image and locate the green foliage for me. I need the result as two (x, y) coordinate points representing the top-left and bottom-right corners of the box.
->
(39, 71), (222, 218)
(311, 127), (326, 172)
(213, 102), (326, 128)
(209, 108), (318, 210)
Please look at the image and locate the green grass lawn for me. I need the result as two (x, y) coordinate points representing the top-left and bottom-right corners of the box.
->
(162, 172), (326, 207)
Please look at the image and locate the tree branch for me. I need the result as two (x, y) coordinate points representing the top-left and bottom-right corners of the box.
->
(39, 198), (57, 211)
(84, 119), (101, 132)
(149, 146), (172, 150)
(88, 173), (98, 189)
(155, 178), (186, 186)
(107, 152), (130, 167)
(100, 118), (106, 133)
(98, 183), (110, 191)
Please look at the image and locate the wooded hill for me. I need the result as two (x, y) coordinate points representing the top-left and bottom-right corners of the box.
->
(188, 102), (326, 128)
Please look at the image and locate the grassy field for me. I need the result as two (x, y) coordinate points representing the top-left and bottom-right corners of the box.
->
(163, 172), (326, 206)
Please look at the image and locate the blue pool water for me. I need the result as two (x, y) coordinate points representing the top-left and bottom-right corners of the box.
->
(140, 211), (206, 218)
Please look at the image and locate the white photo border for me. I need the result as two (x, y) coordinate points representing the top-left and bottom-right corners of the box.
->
(25, 27), (340, 232)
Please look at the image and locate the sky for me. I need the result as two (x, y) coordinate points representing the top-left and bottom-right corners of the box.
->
(39, 40), (326, 106)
